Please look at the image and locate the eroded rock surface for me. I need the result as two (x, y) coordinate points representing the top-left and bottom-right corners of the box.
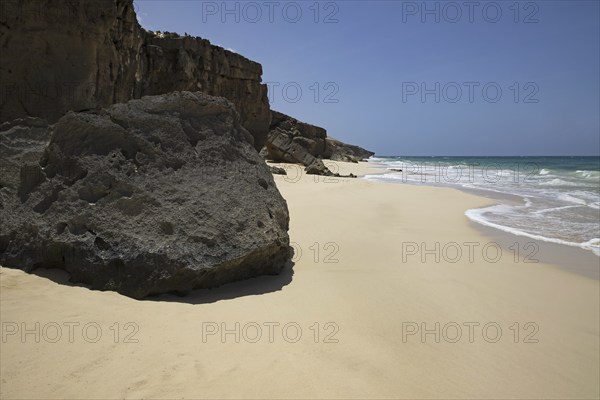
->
(264, 111), (330, 175)
(0, 117), (51, 209)
(266, 128), (332, 176)
(268, 165), (287, 175)
(0, 92), (290, 298)
(264, 111), (373, 175)
(324, 137), (375, 163)
(0, 0), (270, 149)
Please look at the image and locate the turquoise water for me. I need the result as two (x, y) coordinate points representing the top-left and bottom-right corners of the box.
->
(365, 156), (600, 255)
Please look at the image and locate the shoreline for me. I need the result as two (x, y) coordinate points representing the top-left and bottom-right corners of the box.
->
(470, 221), (600, 280)
(1, 160), (598, 399)
(365, 159), (600, 266)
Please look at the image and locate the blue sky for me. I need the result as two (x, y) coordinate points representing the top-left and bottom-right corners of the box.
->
(134, 1), (600, 156)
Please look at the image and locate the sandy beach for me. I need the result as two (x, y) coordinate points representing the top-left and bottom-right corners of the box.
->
(1, 160), (598, 399)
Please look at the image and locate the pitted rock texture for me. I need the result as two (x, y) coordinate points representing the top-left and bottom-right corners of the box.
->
(0, 0), (270, 149)
(0, 117), (51, 208)
(0, 92), (290, 298)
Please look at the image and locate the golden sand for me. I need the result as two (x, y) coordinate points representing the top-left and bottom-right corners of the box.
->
(1, 161), (598, 399)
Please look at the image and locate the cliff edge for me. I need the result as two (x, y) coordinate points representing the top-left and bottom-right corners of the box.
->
(0, 0), (270, 149)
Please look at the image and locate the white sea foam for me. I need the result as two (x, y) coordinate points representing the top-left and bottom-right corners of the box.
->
(539, 178), (579, 187)
(576, 170), (600, 179)
(368, 157), (600, 256)
(465, 206), (600, 256)
(589, 202), (600, 210)
(581, 239), (600, 256)
(557, 193), (588, 205)
(532, 205), (581, 215)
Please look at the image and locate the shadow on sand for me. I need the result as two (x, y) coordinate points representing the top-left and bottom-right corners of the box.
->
(146, 259), (295, 305)
(28, 258), (295, 305)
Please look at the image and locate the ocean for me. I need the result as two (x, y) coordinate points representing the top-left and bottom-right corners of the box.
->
(365, 156), (600, 256)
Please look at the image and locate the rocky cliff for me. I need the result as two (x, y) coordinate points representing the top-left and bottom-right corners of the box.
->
(0, 0), (375, 299)
(324, 137), (375, 163)
(264, 111), (374, 173)
(0, 92), (289, 298)
(268, 111), (328, 158)
(266, 110), (331, 175)
(0, 0), (270, 149)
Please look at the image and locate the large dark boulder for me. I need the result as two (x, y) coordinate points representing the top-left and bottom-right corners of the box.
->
(0, 117), (52, 209)
(0, 92), (290, 298)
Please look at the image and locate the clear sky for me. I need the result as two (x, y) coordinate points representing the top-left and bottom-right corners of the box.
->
(134, 0), (600, 156)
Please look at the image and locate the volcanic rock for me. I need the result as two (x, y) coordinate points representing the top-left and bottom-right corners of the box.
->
(323, 137), (375, 163)
(0, 0), (270, 149)
(264, 111), (373, 172)
(0, 92), (290, 298)
(266, 128), (333, 176)
(269, 166), (287, 175)
(0, 117), (51, 209)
